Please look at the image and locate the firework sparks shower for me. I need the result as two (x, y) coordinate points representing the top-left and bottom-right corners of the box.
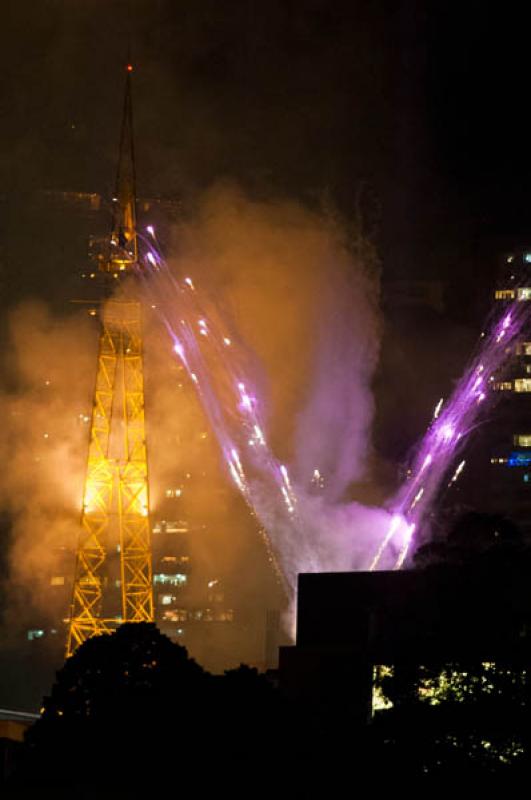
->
(128, 229), (531, 605)
(135, 230), (304, 594)
(370, 300), (531, 571)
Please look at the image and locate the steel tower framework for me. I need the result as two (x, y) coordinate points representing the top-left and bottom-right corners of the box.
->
(66, 66), (154, 657)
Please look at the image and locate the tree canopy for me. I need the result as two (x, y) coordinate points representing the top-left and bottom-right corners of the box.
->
(18, 623), (298, 793)
(413, 511), (525, 569)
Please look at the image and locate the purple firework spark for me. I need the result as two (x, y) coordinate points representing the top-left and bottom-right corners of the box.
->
(134, 228), (530, 597)
(134, 231), (301, 593)
(370, 301), (531, 571)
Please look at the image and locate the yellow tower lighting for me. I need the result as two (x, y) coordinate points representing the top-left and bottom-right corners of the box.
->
(66, 65), (154, 657)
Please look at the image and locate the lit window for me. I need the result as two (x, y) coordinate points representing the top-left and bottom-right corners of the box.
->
(493, 381), (512, 391)
(495, 289), (515, 300)
(165, 488), (182, 498)
(27, 629), (45, 641)
(162, 609), (187, 622)
(50, 576), (64, 586)
(154, 573), (187, 586)
(152, 520), (188, 534)
(160, 595), (176, 606)
(508, 451), (531, 467)
(524, 474), (530, 483)
(216, 610), (234, 622)
(515, 435), (531, 447)
(518, 287), (531, 300)
(525, 253), (531, 263)
(517, 343), (531, 355)
(165, 521), (188, 533)
(514, 379), (531, 392)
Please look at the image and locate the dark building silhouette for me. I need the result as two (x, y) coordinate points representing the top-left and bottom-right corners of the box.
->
(279, 568), (531, 722)
(0, 708), (38, 783)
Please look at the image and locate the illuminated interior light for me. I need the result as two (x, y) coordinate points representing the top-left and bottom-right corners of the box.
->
(508, 451), (531, 467)
(495, 289), (515, 300)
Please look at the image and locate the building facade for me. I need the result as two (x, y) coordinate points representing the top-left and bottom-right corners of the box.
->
(488, 248), (531, 531)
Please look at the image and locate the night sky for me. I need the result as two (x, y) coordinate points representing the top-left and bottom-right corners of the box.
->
(1, 1), (530, 485)
(2, 1), (531, 300)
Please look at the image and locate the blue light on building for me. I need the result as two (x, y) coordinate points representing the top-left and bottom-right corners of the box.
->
(507, 451), (531, 467)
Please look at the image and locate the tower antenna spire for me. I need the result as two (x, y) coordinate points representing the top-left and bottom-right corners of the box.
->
(114, 62), (137, 253)
(107, 62), (138, 269)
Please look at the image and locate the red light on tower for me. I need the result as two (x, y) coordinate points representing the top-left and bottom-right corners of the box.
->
(127, 64), (133, 72)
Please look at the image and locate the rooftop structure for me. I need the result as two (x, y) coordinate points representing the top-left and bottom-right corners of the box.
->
(279, 566), (531, 723)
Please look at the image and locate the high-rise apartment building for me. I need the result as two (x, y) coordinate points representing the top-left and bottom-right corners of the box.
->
(455, 248), (531, 532)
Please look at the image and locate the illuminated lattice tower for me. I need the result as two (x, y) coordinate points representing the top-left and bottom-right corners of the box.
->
(66, 66), (154, 657)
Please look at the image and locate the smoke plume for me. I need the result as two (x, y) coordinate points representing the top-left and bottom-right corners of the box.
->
(0, 184), (389, 645)
(157, 185), (391, 599)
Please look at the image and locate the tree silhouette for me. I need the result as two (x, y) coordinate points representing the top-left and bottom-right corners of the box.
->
(378, 512), (531, 777)
(16, 623), (297, 793)
(413, 511), (525, 569)
(24, 624), (208, 784)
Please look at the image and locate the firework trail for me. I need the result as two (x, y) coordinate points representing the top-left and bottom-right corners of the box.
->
(370, 300), (531, 571)
(134, 230), (300, 594)
(133, 227), (526, 599)
(134, 230), (390, 601)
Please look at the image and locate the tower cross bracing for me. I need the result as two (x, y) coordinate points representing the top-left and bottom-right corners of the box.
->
(66, 66), (154, 657)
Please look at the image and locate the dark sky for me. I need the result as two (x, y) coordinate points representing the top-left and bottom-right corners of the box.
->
(2, 0), (531, 298)
(1, 0), (531, 447)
